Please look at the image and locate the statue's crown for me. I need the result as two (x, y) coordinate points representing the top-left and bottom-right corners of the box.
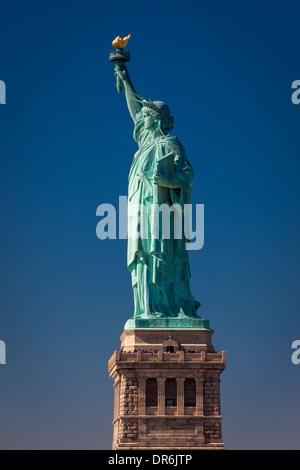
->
(135, 94), (170, 117)
(141, 100), (163, 115)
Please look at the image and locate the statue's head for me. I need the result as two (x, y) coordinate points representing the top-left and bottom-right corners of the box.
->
(140, 99), (174, 134)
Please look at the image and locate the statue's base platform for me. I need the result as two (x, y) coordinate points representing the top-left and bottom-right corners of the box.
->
(124, 316), (211, 331)
(108, 324), (227, 450)
(120, 327), (215, 353)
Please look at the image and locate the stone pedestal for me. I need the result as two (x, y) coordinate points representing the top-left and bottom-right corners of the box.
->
(108, 327), (226, 450)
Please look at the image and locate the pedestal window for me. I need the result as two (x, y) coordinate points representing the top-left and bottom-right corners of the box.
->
(184, 378), (196, 407)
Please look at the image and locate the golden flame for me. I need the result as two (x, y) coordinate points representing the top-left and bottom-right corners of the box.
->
(112, 33), (131, 49)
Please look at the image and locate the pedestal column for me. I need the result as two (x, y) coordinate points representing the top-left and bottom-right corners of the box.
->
(138, 378), (146, 415)
(176, 378), (185, 415)
(157, 378), (166, 415)
(195, 376), (204, 415)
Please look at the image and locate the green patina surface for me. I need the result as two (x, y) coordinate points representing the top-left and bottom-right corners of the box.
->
(112, 46), (208, 329)
(124, 317), (211, 331)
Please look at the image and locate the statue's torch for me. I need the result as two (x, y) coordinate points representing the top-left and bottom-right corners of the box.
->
(109, 34), (131, 93)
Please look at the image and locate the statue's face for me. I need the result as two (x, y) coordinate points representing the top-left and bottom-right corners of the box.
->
(142, 109), (157, 130)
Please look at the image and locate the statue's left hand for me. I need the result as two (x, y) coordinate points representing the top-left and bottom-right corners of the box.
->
(153, 171), (181, 189)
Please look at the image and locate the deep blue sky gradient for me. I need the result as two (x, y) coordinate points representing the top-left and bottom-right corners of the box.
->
(0, 0), (300, 449)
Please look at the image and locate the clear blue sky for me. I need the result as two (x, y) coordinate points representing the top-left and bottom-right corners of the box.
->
(0, 0), (300, 449)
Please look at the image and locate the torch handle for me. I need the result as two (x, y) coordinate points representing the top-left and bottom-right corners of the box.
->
(114, 60), (125, 94)
(115, 73), (124, 94)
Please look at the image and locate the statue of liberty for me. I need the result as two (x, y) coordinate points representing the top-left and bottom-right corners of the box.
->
(113, 58), (201, 321)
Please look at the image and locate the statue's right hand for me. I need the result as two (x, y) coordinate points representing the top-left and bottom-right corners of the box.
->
(114, 64), (129, 83)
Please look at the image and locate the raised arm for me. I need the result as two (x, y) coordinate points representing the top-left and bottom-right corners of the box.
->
(114, 63), (142, 123)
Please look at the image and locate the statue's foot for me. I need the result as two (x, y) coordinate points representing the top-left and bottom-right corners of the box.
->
(136, 312), (165, 319)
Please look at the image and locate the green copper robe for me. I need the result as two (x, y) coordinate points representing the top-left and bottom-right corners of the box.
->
(128, 115), (200, 318)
